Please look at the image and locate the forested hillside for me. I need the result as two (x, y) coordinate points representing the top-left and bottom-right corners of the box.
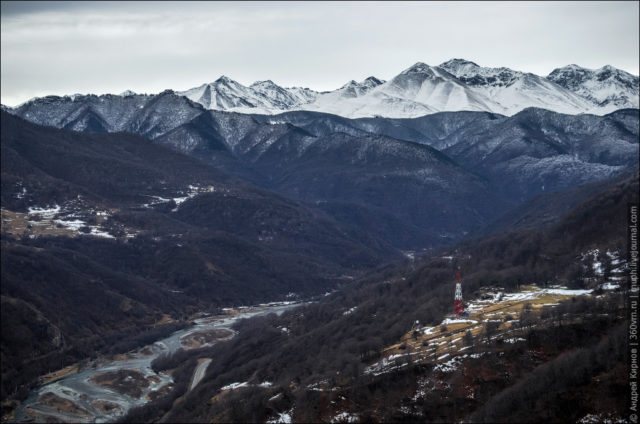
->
(135, 173), (636, 423)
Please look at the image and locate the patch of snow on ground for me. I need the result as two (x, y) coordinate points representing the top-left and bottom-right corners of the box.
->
(502, 291), (539, 302)
(15, 187), (27, 199)
(399, 405), (414, 414)
(403, 251), (415, 260)
(365, 356), (411, 376)
(434, 356), (460, 372)
(89, 228), (115, 238)
(343, 306), (357, 316)
(307, 380), (328, 391)
(53, 219), (115, 238)
(577, 413), (624, 423)
(28, 205), (61, 219)
(171, 184), (217, 211)
(543, 288), (592, 296)
(221, 381), (249, 391)
(331, 412), (359, 423)
(601, 283), (620, 290)
(501, 286), (592, 302)
(388, 352), (419, 361)
(54, 219), (85, 231)
(267, 410), (293, 424)
(172, 196), (189, 205)
(592, 260), (603, 275)
(441, 318), (478, 325)
(466, 291), (505, 310)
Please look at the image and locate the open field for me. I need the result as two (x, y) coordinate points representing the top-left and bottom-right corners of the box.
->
(368, 285), (599, 375)
(1, 209), (78, 238)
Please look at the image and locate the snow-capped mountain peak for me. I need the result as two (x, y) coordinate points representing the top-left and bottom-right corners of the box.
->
(439, 59), (522, 87)
(134, 59), (639, 118)
(340, 80), (359, 89)
(177, 76), (256, 110)
(547, 65), (592, 87)
(344, 77), (384, 88)
(214, 75), (235, 84)
(440, 58), (480, 67)
(547, 64), (639, 112)
(438, 58), (481, 75)
(250, 80), (277, 89)
(363, 76), (384, 87)
(177, 76), (319, 114)
(336, 77), (385, 97)
(400, 62), (434, 75)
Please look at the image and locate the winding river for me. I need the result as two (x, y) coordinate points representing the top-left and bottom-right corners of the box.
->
(13, 303), (300, 423)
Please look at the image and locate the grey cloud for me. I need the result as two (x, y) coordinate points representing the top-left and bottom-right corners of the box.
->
(1, 1), (638, 106)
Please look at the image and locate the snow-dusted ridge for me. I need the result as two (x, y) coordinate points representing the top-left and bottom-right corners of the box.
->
(6, 59), (638, 119)
(547, 64), (640, 114)
(173, 59), (638, 118)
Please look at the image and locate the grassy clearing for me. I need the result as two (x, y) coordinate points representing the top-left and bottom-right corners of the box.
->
(1, 209), (78, 237)
(379, 285), (593, 366)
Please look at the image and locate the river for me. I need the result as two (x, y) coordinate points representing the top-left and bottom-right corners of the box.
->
(13, 302), (300, 423)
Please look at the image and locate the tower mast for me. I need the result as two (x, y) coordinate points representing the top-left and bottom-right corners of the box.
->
(453, 268), (466, 316)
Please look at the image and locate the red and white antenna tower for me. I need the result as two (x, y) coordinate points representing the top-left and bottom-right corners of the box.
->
(453, 268), (466, 316)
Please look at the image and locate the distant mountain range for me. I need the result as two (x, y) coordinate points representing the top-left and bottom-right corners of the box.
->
(4, 87), (638, 249)
(7, 59), (636, 119)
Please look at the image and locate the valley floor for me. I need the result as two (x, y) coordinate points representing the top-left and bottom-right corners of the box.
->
(8, 302), (300, 423)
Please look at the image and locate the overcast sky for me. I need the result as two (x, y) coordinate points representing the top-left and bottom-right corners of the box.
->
(1, 1), (638, 106)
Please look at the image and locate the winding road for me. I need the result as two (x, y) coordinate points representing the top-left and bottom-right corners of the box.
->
(189, 359), (212, 391)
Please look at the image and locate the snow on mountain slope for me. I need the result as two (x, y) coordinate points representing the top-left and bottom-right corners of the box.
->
(178, 77), (319, 115)
(297, 74), (441, 119)
(249, 80), (312, 109)
(381, 62), (496, 113)
(176, 59), (636, 118)
(439, 59), (593, 115)
(298, 89), (437, 119)
(547, 64), (640, 113)
(332, 77), (385, 98)
(179, 76), (266, 111)
(297, 63), (482, 118)
(6, 60), (637, 121)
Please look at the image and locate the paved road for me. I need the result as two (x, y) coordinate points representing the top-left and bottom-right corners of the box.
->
(189, 359), (212, 391)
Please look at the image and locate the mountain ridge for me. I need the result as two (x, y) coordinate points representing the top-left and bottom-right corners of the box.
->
(4, 92), (638, 249)
(5, 59), (637, 119)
